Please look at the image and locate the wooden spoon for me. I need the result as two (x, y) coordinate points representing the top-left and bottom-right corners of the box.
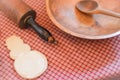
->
(76, 0), (120, 18)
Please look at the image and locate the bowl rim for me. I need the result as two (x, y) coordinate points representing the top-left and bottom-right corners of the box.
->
(46, 0), (120, 39)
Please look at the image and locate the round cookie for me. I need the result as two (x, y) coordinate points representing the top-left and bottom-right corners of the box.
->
(14, 50), (48, 79)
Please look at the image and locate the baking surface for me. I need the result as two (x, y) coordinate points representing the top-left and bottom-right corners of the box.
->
(0, 0), (120, 80)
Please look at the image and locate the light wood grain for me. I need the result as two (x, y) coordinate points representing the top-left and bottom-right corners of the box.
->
(0, 0), (36, 28)
(76, 0), (120, 18)
(46, 0), (120, 39)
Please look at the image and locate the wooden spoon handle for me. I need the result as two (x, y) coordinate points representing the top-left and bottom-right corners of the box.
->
(99, 8), (120, 18)
(0, 0), (36, 28)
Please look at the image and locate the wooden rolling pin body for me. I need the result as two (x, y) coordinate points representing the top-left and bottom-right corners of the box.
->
(0, 0), (36, 28)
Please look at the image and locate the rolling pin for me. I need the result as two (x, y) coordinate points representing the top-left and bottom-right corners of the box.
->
(0, 0), (56, 43)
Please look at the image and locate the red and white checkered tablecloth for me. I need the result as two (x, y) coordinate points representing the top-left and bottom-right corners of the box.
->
(0, 0), (120, 80)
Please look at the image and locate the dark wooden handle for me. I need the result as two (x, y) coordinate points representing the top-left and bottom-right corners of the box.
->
(0, 0), (36, 28)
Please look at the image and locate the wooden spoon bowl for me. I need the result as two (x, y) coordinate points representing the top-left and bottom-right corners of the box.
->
(46, 0), (120, 39)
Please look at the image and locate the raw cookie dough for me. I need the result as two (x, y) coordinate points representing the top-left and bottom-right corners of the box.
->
(9, 44), (31, 60)
(6, 36), (31, 60)
(6, 35), (48, 79)
(14, 50), (48, 79)
(6, 35), (24, 51)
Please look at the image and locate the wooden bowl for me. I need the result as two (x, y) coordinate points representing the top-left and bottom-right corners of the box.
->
(46, 0), (120, 39)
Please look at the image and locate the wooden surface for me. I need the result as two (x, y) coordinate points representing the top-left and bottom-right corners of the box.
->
(76, 0), (120, 18)
(46, 0), (120, 39)
(0, 0), (36, 27)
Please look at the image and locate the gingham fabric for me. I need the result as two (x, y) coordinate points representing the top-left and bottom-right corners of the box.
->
(0, 0), (120, 80)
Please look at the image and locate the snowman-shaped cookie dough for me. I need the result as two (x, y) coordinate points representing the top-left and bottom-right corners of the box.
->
(6, 35), (48, 79)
